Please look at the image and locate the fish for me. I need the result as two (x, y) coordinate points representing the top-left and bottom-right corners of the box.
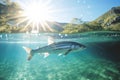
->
(23, 41), (86, 61)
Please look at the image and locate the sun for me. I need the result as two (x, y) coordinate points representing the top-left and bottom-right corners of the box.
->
(11, 0), (56, 33)
(23, 3), (50, 23)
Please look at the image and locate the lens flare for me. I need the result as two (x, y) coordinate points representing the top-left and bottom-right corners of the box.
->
(10, 0), (57, 33)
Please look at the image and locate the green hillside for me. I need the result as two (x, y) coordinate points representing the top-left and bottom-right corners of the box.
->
(94, 6), (120, 30)
(62, 6), (120, 33)
(0, 1), (65, 33)
(0, 0), (120, 33)
(0, 0), (23, 33)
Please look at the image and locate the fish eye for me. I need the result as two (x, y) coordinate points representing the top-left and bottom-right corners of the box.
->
(82, 45), (86, 48)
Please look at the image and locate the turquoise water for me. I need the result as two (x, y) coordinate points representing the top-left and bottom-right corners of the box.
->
(0, 32), (120, 80)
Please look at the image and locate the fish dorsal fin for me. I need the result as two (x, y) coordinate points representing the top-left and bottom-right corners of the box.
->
(48, 36), (55, 45)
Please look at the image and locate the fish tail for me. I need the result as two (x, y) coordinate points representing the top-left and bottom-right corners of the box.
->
(22, 46), (33, 61)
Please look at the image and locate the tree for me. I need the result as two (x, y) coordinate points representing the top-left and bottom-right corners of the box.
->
(0, 0), (23, 33)
(71, 18), (83, 24)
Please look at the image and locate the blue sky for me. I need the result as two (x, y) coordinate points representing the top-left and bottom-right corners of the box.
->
(13, 0), (120, 22)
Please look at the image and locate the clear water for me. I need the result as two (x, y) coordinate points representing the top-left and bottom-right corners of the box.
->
(0, 32), (120, 80)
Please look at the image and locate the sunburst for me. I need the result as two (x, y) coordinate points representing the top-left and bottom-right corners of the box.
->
(10, 0), (56, 33)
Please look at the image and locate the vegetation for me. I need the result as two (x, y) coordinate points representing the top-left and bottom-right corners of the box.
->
(62, 6), (120, 33)
(62, 18), (103, 33)
(0, 0), (23, 33)
(0, 1), (120, 33)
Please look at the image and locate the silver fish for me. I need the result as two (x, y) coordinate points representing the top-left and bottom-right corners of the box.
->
(23, 41), (86, 60)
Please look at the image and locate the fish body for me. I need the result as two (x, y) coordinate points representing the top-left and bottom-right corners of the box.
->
(23, 41), (86, 60)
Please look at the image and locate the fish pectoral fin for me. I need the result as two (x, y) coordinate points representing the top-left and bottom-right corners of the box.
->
(44, 52), (50, 58)
(58, 53), (62, 56)
(64, 49), (72, 55)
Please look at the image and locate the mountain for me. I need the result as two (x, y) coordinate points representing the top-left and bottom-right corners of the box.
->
(0, 2), (67, 33)
(62, 6), (120, 33)
(0, 2), (120, 33)
(27, 6), (120, 33)
(0, 3), (6, 14)
(8, 21), (66, 33)
(45, 21), (66, 32)
(93, 6), (120, 30)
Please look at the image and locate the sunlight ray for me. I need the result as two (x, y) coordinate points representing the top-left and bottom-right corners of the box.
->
(23, 20), (32, 30)
(40, 21), (47, 31)
(10, 0), (63, 33)
(44, 22), (54, 32)
(21, 0), (53, 32)
(16, 18), (28, 26)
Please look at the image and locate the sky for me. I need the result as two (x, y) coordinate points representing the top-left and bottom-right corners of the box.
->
(13, 0), (120, 22)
